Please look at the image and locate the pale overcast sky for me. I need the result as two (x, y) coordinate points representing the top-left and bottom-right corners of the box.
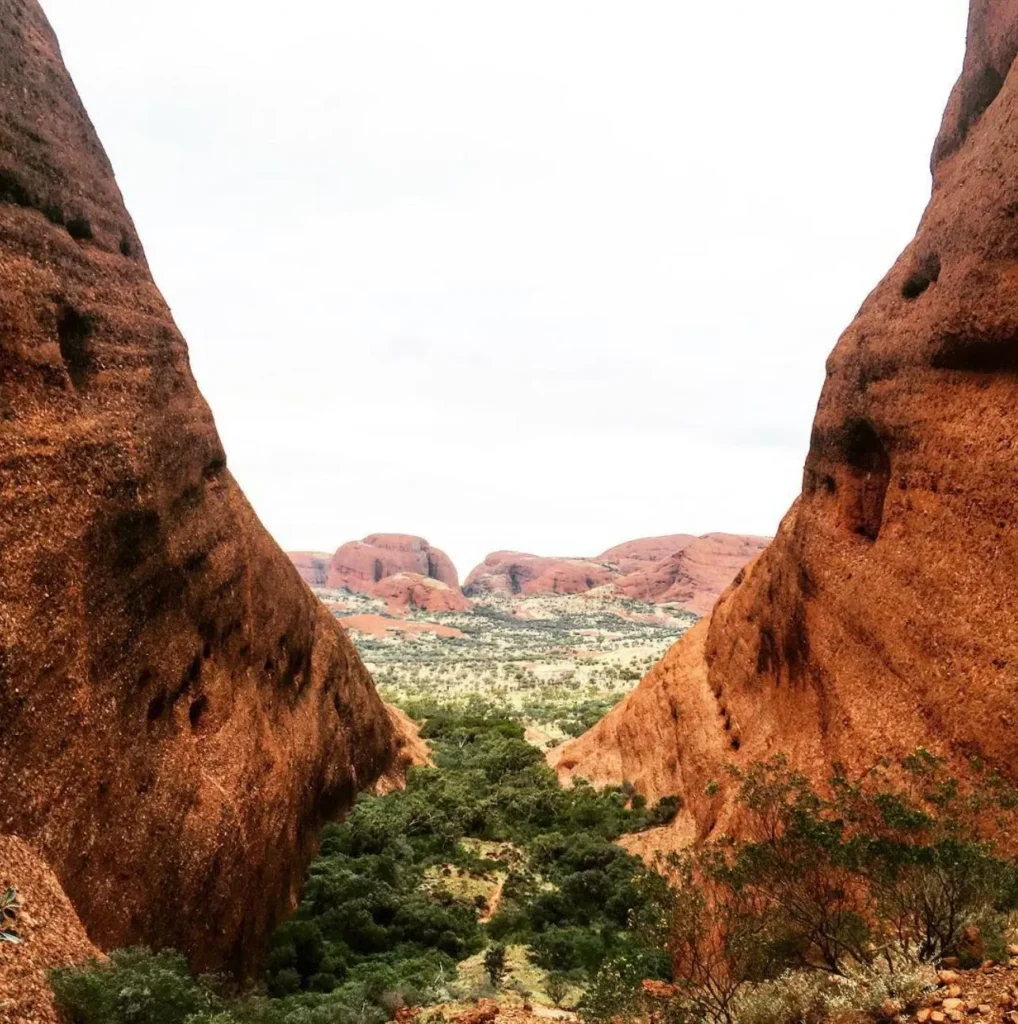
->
(42, 2), (967, 576)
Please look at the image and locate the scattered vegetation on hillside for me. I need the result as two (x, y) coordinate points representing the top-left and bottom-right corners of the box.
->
(337, 590), (694, 745)
(587, 750), (1018, 1023)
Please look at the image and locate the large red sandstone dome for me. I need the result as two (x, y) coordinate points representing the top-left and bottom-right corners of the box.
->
(463, 534), (768, 613)
(553, 0), (1018, 849)
(327, 534), (459, 592)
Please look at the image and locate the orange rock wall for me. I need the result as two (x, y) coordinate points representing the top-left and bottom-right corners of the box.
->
(0, 1), (401, 975)
(555, 0), (1018, 843)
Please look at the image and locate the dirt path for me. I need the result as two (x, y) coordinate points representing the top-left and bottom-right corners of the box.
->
(479, 874), (505, 924)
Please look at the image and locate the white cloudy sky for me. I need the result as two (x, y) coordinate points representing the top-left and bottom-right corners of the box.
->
(43, 1), (967, 576)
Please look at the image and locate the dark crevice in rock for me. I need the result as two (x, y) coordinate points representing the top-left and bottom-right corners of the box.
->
(57, 306), (94, 391)
(901, 253), (940, 301)
(931, 333), (1018, 372)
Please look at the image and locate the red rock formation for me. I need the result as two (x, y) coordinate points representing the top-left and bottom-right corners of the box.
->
(0, 836), (99, 1024)
(524, 560), (620, 595)
(462, 552), (565, 595)
(288, 551), (332, 586)
(0, 2), (403, 975)
(597, 534), (695, 575)
(463, 551), (622, 596)
(327, 534), (459, 592)
(464, 535), (766, 612)
(555, 0), (1018, 845)
(372, 573), (472, 614)
(616, 534), (770, 614)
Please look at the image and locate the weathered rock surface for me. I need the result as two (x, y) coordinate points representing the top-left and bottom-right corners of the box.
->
(555, 0), (1018, 845)
(597, 534), (696, 576)
(0, 836), (99, 1024)
(523, 560), (620, 596)
(0, 1), (402, 975)
(288, 551), (332, 586)
(372, 572), (472, 614)
(327, 534), (459, 592)
(464, 535), (766, 612)
(616, 533), (770, 615)
(462, 552), (570, 596)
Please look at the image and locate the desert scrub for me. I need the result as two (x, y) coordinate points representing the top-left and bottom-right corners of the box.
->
(591, 751), (1018, 1024)
(49, 948), (224, 1024)
(51, 700), (678, 1024)
(730, 956), (937, 1024)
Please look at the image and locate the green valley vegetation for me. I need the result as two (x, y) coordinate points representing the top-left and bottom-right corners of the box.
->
(48, 709), (1018, 1024)
(50, 699), (679, 1024)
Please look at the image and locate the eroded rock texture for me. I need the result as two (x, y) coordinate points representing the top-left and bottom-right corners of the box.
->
(463, 535), (767, 612)
(327, 534), (459, 592)
(372, 573), (472, 614)
(0, 1), (404, 974)
(554, 0), (1018, 845)
(615, 534), (770, 615)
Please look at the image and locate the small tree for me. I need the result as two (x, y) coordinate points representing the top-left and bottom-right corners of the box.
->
(484, 944), (508, 989)
(546, 973), (569, 1007)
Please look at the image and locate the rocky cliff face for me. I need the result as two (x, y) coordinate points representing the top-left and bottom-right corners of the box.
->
(0, 1), (405, 975)
(596, 535), (696, 576)
(554, 0), (1018, 844)
(326, 534), (459, 592)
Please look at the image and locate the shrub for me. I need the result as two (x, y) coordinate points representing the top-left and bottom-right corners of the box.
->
(483, 944), (507, 988)
(49, 948), (222, 1024)
(546, 973), (570, 1007)
(646, 753), (1018, 1024)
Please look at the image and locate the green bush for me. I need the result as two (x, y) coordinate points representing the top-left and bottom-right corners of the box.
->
(644, 752), (1018, 1024)
(51, 701), (675, 1024)
(49, 948), (224, 1024)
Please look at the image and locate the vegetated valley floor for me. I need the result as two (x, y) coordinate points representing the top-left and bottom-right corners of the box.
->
(319, 587), (695, 749)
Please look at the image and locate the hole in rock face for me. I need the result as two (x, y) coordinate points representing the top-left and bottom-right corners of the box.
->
(147, 691), (167, 721)
(373, 559), (384, 584)
(189, 694), (209, 729)
(931, 332), (1018, 372)
(57, 307), (94, 391)
(839, 419), (890, 542)
(901, 252), (940, 300)
(0, 168), (32, 207)
(66, 214), (93, 241)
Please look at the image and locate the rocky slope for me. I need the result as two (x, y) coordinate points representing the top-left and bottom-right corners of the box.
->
(461, 552), (574, 596)
(0, 836), (99, 1024)
(326, 534), (459, 592)
(596, 534), (696, 575)
(0, 1), (409, 975)
(554, 0), (1018, 845)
